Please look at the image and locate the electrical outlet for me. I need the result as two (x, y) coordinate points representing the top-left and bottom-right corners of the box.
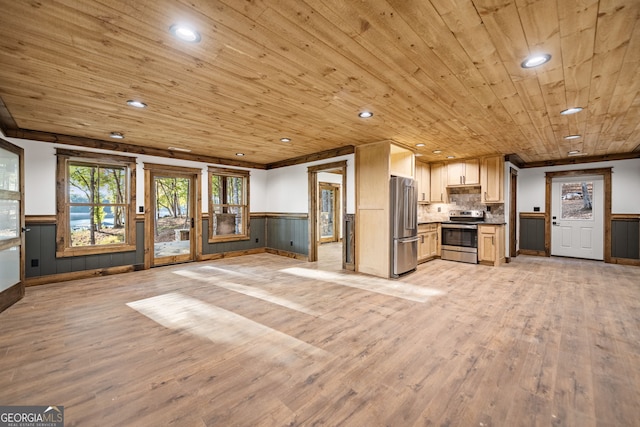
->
(290, 241), (293, 246)
(255, 238), (259, 243)
(138, 206), (144, 213)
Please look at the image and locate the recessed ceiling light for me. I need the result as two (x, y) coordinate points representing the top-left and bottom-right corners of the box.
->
(560, 107), (583, 115)
(358, 111), (373, 118)
(168, 146), (192, 152)
(568, 150), (580, 155)
(126, 100), (147, 108)
(432, 150), (442, 154)
(280, 137), (291, 143)
(415, 143), (426, 147)
(169, 24), (201, 43)
(446, 156), (455, 159)
(564, 135), (581, 140)
(236, 153), (245, 157)
(415, 153), (423, 157)
(110, 132), (124, 139)
(521, 53), (551, 68)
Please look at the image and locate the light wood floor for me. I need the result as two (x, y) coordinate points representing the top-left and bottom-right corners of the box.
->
(1, 253), (639, 426)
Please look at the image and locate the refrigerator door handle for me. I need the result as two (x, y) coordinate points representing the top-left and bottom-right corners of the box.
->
(400, 236), (420, 243)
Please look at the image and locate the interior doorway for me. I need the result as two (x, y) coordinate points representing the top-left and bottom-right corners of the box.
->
(144, 164), (201, 268)
(319, 182), (340, 243)
(509, 167), (517, 259)
(307, 160), (347, 270)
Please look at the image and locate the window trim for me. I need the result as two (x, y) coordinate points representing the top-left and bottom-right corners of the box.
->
(56, 149), (137, 257)
(207, 166), (250, 243)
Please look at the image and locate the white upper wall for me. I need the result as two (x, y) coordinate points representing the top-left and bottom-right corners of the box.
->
(264, 154), (355, 214)
(4, 136), (354, 215)
(518, 158), (640, 213)
(7, 137), (269, 214)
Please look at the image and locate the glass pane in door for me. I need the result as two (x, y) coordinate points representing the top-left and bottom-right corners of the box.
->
(561, 182), (593, 220)
(0, 145), (20, 290)
(154, 176), (191, 259)
(320, 187), (335, 239)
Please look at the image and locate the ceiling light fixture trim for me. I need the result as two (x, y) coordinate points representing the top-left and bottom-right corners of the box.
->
(358, 111), (373, 118)
(521, 53), (551, 68)
(560, 107), (583, 115)
(110, 132), (124, 139)
(126, 100), (147, 108)
(169, 24), (201, 43)
(563, 135), (581, 140)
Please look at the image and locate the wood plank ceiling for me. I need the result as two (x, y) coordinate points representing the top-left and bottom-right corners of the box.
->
(0, 0), (638, 168)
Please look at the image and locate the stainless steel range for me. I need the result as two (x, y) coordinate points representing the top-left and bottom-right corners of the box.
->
(440, 210), (484, 264)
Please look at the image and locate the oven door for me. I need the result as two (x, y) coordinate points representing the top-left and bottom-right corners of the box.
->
(441, 225), (478, 249)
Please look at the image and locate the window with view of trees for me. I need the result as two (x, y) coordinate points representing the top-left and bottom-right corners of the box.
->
(208, 167), (249, 242)
(56, 149), (136, 257)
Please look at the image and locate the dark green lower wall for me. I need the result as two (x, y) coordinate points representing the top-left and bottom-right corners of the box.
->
(202, 217), (266, 255)
(25, 222), (144, 278)
(612, 220), (639, 259)
(265, 216), (309, 256)
(24, 215), (308, 279)
(519, 217), (545, 252)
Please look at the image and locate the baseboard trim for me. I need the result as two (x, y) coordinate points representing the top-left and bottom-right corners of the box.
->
(200, 248), (266, 261)
(24, 265), (136, 287)
(0, 281), (25, 313)
(519, 249), (546, 257)
(609, 257), (640, 267)
(23, 247), (312, 287)
(265, 248), (308, 261)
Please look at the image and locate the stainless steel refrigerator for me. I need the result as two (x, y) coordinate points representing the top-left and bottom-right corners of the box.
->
(390, 176), (418, 277)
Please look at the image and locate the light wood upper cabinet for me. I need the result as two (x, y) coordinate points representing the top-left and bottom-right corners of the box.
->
(429, 162), (446, 203)
(416, 161), (430, 203)
(390, 144), (414, 178)
(446, 159), (480, 186)
(481, 155), (504, 203)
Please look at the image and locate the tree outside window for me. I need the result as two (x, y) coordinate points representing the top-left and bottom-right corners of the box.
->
(56, 149), (136, 257)
(208, 167), (249, 242)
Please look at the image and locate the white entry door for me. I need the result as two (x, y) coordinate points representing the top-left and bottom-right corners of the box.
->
(551, 175), (603, 260)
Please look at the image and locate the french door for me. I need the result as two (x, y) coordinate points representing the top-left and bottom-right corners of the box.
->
(144, 164), (200, 267)
(0, 139), (24, 311)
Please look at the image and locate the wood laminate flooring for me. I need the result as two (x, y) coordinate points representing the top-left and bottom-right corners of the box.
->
(1, 254), (639, 426)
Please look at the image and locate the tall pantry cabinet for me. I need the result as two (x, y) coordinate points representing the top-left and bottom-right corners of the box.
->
(355, 141), (414, 278)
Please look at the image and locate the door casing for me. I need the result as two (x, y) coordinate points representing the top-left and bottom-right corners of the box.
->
(144, 163), (202, 268)
(544, 167), (612, 262)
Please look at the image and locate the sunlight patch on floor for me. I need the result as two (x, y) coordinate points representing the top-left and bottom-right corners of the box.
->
(172, 269), (320, 316)
(127, 293), (328, 360)
(280, 267), (444, 303)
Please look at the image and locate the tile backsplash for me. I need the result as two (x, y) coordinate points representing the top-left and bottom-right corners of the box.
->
(418, 187), (505, 223)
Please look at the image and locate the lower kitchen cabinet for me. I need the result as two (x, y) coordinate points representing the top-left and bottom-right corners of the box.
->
(418, 223), (440, 263)
(478, 224), (505, 266)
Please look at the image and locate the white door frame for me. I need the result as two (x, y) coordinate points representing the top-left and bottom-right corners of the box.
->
(544, 167), (612, 262)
